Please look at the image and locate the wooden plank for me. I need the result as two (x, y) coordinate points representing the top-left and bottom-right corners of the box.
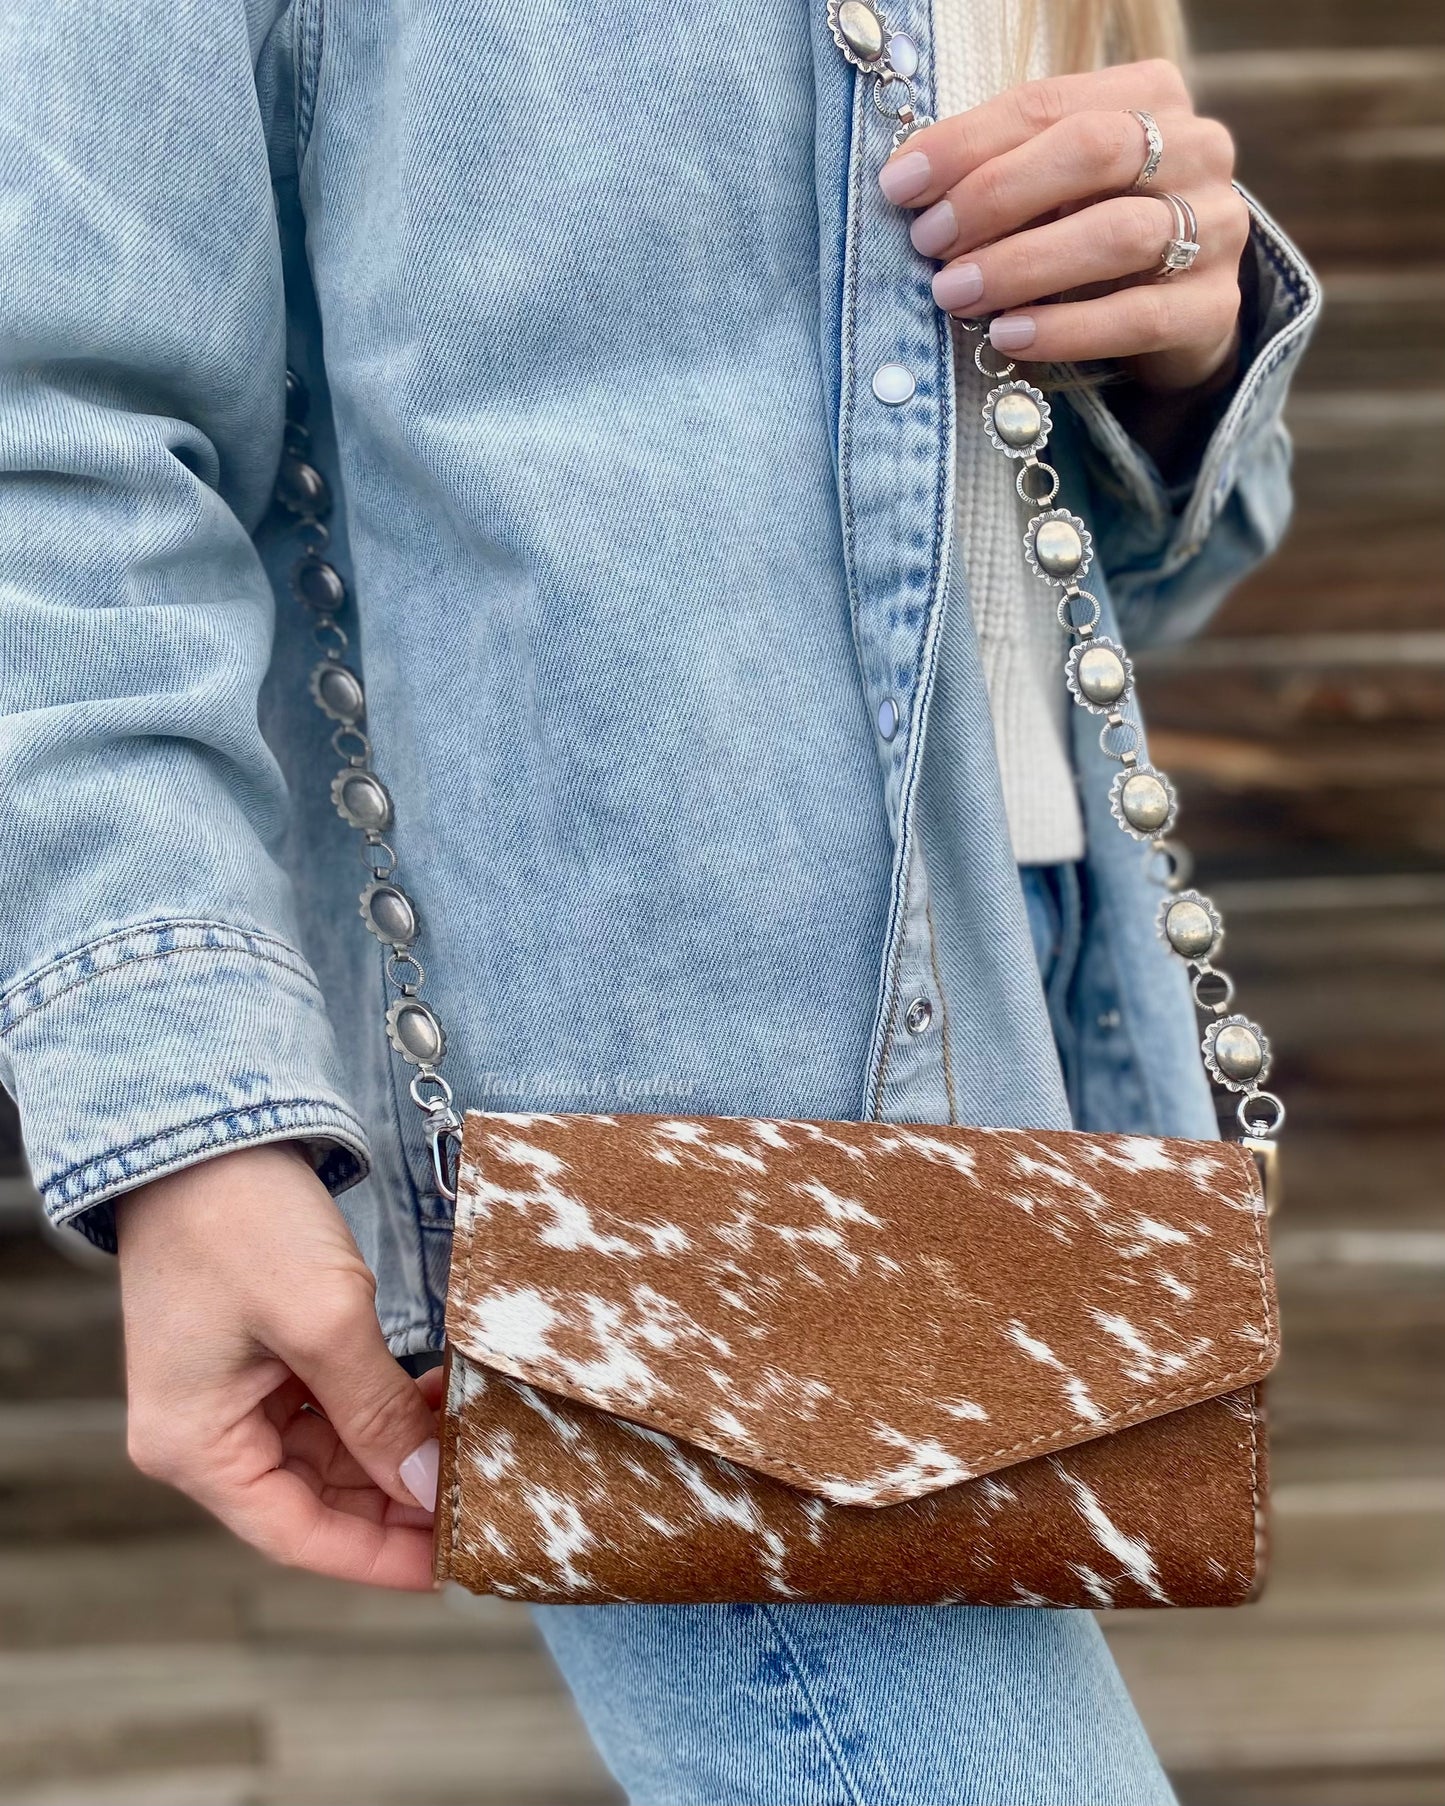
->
(1210, 520), (1445, 638)
(1145, 635), (1445, 670)
(1268, 1280), (1445, 1475)
(1177, 1765), (1445, 1806)
(1186, 0), (1445, 54)
(1108, 1625), (1445, 1771)
(1144, 731), (1445, 868)
(251, 1568), (537, 1650)
(1285, 267), (1445, 393)
(0, 1769), (260, 1806)
(1283, 393), (1445, 517)
(263, 1674), (619, 1806)
(0, 1401), (206, 1541)
(0, 1278), (120, 1404)
(0, 1647), (264, 1794)
(1192, 52), (1445, 266)
(1143, 660), (1445, 744)
(0, 1644), (617, 1806)
(1255, 1127), (1445, 1233)
(0, 1536), (250, 1650)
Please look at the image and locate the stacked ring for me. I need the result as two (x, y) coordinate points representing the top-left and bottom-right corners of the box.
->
(1127, 107), (1164, 188)
(1152, 190), (1201, 276)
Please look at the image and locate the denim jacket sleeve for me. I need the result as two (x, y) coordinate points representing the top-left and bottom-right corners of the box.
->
(0, 3), (368, 1246)
(1062, 179), (1324, 650)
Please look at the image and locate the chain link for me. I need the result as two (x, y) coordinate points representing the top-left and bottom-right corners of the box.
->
(276, 369), (463, 1198)
(274, 22), (1284, 1195)
(826, 0), (1282, 1156)
(970, 352), (1281, 1144)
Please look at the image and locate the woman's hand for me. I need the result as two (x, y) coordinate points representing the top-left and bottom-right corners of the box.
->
(117, 1142), (442, 1590)
(879, 58), (1250, 395)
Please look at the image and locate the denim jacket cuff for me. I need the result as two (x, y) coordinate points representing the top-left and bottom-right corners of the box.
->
(1062, 178), (1323, 586)
(0, 920), (371, 1251)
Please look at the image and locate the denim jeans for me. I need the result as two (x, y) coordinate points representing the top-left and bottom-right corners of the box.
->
(528, 862), (1177, 1806)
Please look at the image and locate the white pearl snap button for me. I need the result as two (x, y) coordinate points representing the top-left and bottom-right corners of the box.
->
(871, 362), (916, 405)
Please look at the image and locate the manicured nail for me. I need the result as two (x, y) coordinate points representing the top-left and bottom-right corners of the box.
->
(932, 262), (984, 312)
(990, 314), (1037, 351)
(878, 151), (931, 204)
(910, 199), (956, 257)
(400, 1438), (440, 1513)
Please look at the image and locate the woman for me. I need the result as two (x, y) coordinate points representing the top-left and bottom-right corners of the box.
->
(0, 0), (1318, 1799)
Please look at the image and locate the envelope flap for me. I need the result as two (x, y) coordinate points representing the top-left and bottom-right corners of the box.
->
(444, 1112), (1277, 1507)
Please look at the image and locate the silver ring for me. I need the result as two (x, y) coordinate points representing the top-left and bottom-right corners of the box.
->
(1127, 108), (1163, 188)
(1152, 190), (1200, 276)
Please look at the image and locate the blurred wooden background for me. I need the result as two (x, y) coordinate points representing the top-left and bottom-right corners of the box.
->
(2, 0), (1442, 1801)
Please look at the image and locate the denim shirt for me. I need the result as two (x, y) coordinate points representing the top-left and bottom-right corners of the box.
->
(0, 0), (1321, 1351)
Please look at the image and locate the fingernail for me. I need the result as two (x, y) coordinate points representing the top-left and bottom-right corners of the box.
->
(910, 199), (956, 257)
(990, 313), (1037, 351)
(400, 1438), (440, 1513)
(878, 151), (931, 204)
(932, 262), (984, 312)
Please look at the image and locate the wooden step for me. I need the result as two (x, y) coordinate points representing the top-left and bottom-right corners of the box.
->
(0, 1641), (618, 1806)
(0, 1769), (261, 1806)
(1254, 1125), (1445, 1233)
(1187, 0), (1445, 54)
(1269, 1278), (1445, 1476)
(1104, 1476), (1445, 1798)
(0, 1277), (120, 1404)
(0, 1401), (206, 1542)
(1147, 733), (1445, 868)
(1286, 267), (1445, 393)
(1, 1477), (1439, 1805)
(1140, 635), (1445, 736)
(1211, 519), (1445, 638)
(1193, 51), (1445, 267)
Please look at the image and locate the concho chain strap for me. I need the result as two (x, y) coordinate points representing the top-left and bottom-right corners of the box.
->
(268, 9), (1283, 1206)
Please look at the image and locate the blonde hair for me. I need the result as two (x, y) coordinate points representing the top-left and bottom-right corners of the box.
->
(1008, 0), (1189, 84)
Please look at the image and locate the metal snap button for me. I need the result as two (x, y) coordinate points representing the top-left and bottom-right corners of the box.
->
(877, 696), (901, 742)
(905, 996), (933, 1035)
(888, 32), (919, 77)
(871, 362), (916, 406)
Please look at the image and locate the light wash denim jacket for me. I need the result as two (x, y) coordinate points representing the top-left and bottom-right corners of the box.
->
(0, 1), (1321, 1351)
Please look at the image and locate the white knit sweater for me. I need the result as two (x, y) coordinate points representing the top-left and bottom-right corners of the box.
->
(932, 0), (1086, 863)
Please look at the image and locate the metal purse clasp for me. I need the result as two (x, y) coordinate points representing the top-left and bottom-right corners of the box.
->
(427, 1114), (463, 1203)
(1242, 1135), (1282, 1218)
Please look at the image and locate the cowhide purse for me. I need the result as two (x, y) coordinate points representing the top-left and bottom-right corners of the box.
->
(432, 1112), (1275, 1606)
(272, 0), (1283, 1615)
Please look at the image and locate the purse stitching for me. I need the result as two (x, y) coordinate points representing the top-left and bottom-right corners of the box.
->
(446, 1362), (463, 1581)
(446, 1193), (485, 1575)
(1246, 1382), (1264, 1594)
(1238, 1168), (1274, 1599)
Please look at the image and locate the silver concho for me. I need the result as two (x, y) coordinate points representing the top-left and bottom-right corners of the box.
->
(1024, 508), (1093, 586)
(309, 660), (366, 724)
(1064, 638), (1133, 714)
(1156, 888), (1222, 962)
(1109, 765), (1177, 840)
(982, 381), (1052, 460)
(828, 0), (890, 67)
(890, 107), (934, 150)
(1203, 1014), (1271, 1091)
(330, 769), (392, 832)
(360, 879), (418, 947)
(386, 997), (446, 1066)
